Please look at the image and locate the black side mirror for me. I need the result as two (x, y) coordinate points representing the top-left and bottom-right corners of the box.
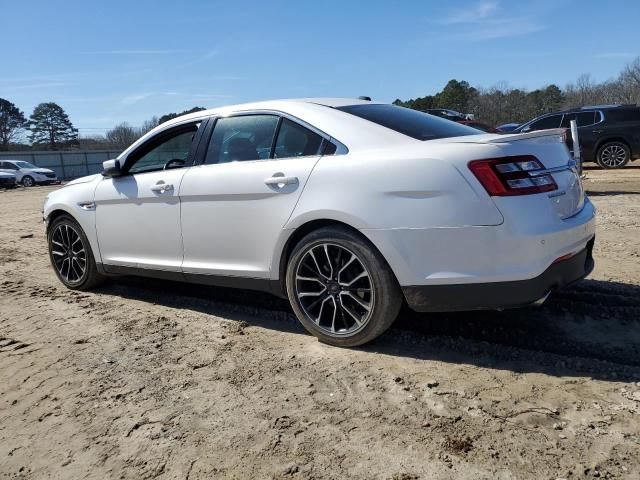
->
(102, 159), (122, 177)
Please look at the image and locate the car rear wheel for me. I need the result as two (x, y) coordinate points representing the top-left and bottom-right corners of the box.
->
(597, 142), (630, 169)
(286, 226), (402, 347)
(22, 176), (35, 187)
(48, 215), (105, 290)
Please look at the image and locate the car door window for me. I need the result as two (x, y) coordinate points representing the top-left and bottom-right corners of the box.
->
(273, 118), (323, 159)
(561, 112), (598, 128)
(530, 115), (562, 130)
(127, 123), (200, 175)
(1, 162), (18, 170)
(204, 115), (279, 164)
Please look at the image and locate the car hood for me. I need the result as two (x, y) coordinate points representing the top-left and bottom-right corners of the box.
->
(0, 171), (16, 178)
(64, 174), (101, 187)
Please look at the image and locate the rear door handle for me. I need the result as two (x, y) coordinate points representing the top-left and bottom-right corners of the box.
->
(150, 182), (173, 193)
(264, 176), (299, 187)
(592, 130), (603, 134)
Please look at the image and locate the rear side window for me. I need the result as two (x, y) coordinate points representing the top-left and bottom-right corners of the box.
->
(273, 118), (323, 158)
(604, 109), (640, 123)
(337, 104), (479, 140)
(561, 112), (598, 128)
(205, 115), (279, 164)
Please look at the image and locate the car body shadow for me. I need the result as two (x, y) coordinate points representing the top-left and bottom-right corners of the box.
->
(95, 277), (640, 382)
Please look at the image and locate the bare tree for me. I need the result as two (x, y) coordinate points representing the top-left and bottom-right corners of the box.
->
(139, 116), (159, 136)
(105, 123), (139, 148)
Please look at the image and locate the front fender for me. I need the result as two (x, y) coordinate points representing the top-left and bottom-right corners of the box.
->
(43, 180), (102, 264)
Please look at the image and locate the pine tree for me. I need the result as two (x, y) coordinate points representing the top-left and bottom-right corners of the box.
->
(0, 98), (28, 151)
(29, 102), (78, 150)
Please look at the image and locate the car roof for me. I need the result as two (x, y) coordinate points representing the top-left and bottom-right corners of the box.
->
(561, 104), (637, 114)
(161, 97), (379, 126)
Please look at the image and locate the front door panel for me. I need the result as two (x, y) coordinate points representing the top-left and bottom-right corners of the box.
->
(94, 169), (188, 270)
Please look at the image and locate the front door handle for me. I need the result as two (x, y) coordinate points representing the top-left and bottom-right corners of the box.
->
(264, 175), (299, 187)
(592, 130), (603, 134)
(151, 182), (173, 193)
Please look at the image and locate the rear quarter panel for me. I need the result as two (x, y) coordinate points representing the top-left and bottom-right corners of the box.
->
(286, 144), (505, 231)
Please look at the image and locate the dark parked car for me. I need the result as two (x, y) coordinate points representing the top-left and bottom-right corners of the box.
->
(515, 105), (640, 169)
(423, 109), (471, 122)
(0, 171), (17, 189)
(458, 120), (498, 133)
(496, 123), (520, 133)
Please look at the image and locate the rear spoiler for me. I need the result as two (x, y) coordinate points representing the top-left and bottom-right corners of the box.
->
(487, 128), (566, 144)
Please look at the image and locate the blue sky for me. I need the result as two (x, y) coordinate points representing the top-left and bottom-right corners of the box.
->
(2, 0), (638, 135)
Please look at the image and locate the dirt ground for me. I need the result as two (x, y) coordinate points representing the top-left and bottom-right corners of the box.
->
(1, 166), (639, 480)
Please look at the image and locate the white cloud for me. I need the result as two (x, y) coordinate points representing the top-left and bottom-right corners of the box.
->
(463, 21), (544, 41)
(121, 93), (153, 105)
(442, 0), (499, 24)
(439, 1), (543, 41)
(87, 49), (183, 55)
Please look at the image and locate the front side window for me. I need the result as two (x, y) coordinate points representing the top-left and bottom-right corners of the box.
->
(529, 115), (562, 130)
(273, 118), (323, 158)
(127, 124), (199, 174)
(205, 115), (279, 164)
(337, 104), (478, 140)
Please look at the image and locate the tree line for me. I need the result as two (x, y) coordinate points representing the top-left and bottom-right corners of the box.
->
(0, 102), (206, 152)
(2, 57), (639, 151)
(394, 57), (640, 126)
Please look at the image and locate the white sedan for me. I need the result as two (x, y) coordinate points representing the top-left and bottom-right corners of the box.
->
(43, 98), (595, 346)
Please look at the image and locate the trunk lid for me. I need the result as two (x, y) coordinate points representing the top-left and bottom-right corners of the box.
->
(439, 129), (585, 219)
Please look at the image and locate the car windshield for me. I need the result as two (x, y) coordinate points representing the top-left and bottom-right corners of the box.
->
(337, 104), (481, 140)
(14, 161), (38, 169)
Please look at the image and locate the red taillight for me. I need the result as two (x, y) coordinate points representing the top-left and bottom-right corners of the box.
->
(468, 156), (558, 196)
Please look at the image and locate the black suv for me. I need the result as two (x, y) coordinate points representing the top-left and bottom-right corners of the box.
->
(515, 105), (640, 169)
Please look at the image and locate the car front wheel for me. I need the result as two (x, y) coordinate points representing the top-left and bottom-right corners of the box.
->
(286, 226), (402, 347)
(22, 175), (35, 187)
(597, 142), (630, 169)
(48, 215), (105, 290)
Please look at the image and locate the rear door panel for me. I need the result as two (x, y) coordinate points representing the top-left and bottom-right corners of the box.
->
(179, 158), (319, 278)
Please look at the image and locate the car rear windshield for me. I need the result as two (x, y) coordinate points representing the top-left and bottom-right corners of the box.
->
(336, 104), (481, 140)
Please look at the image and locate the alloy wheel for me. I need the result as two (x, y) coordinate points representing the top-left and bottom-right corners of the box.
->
(51, 224), (87, 284)
(22, 176), (34, 187)
(295, 243), (374, 336)
(600, 144), (627, 168)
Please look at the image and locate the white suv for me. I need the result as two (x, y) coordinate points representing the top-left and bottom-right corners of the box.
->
(0, 160), (58, 187)
(43, 98), (595, 347)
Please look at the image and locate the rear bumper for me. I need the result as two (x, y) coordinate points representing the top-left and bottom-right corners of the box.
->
(403, 236), (594, 312)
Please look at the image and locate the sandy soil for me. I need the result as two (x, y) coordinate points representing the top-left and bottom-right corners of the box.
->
(1, 167), (639, 480)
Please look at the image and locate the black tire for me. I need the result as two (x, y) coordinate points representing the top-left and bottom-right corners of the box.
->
(596, 141), (630, 169)
(47, 214), (105, 290)
(286, 226), (402, 347)
(22, 175), (35, 187)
